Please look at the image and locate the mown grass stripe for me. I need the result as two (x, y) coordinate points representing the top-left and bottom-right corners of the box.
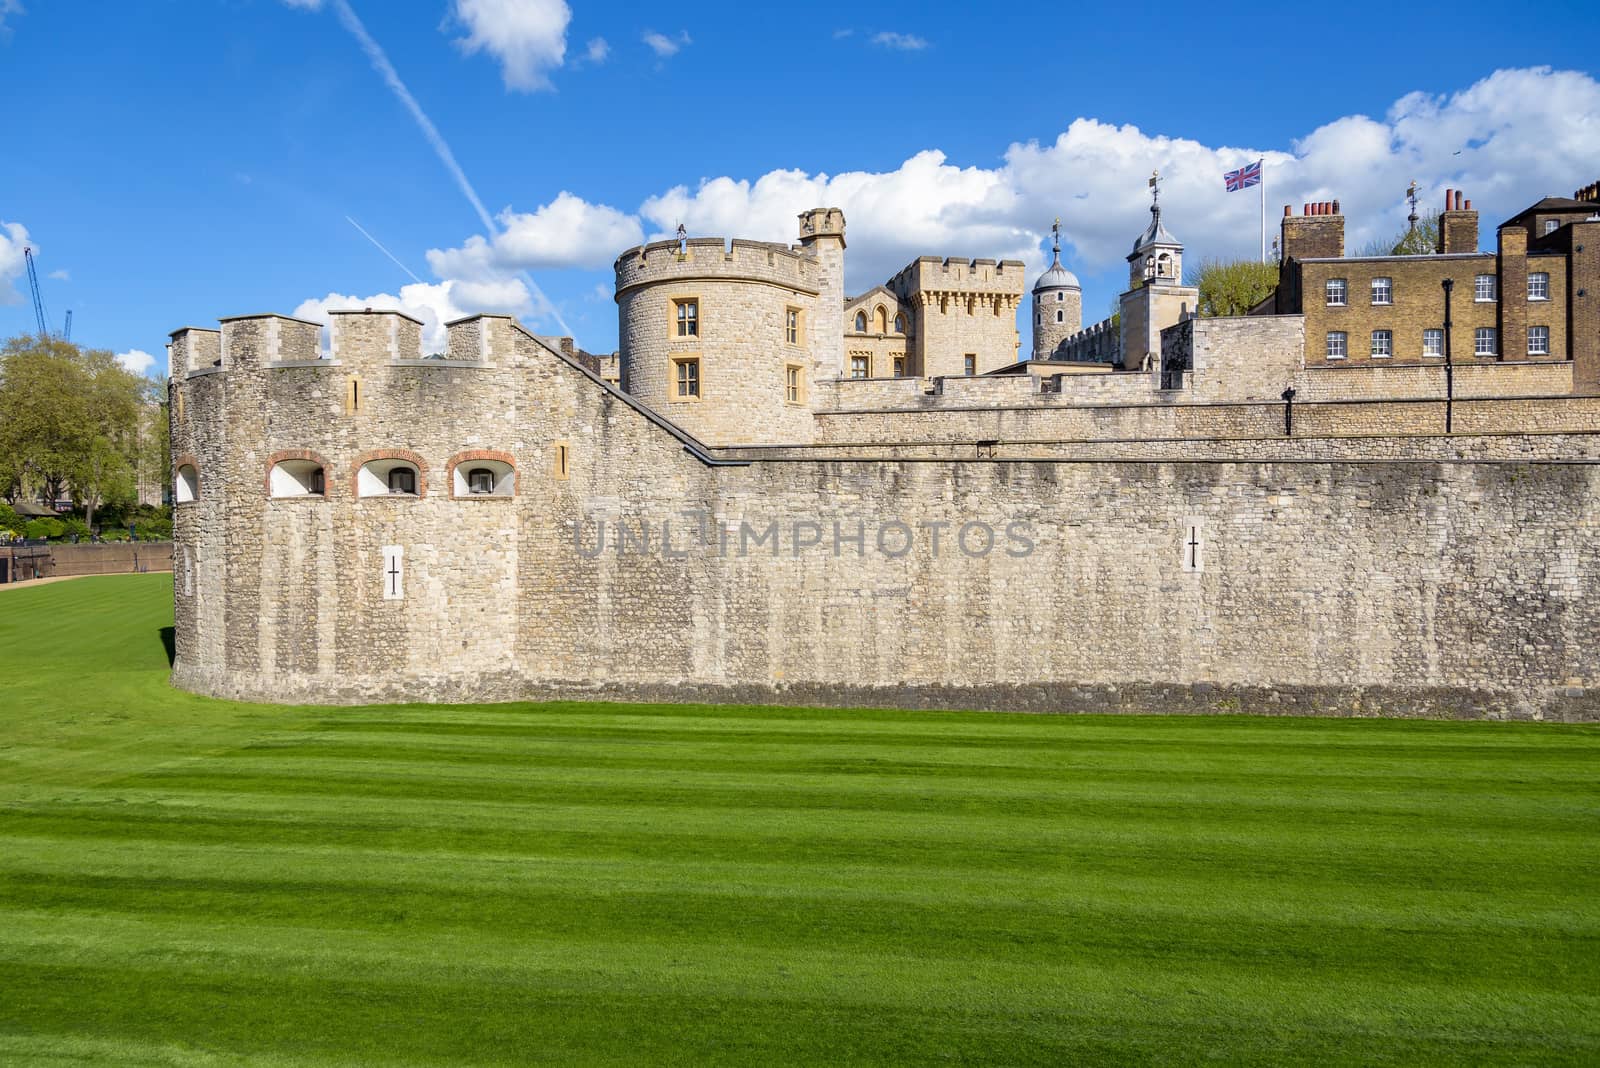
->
(1, 575), (1597, 1063)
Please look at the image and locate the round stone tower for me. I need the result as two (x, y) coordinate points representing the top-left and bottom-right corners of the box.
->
(614, 210), (846, 447)
(1031, 219), (1081, 360)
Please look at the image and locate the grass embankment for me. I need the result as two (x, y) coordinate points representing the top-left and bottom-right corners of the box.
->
(0, 574), (1597, 1064)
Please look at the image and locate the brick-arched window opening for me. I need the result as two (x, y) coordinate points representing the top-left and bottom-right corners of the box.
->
(353, 449), (429, 499)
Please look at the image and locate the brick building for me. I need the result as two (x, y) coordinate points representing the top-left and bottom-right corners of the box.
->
(1271, 184), (1600, 387)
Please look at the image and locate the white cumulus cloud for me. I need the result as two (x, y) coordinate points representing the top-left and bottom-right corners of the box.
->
(580, 36), (608, 64)
(0, 220), (35, 307)
(428, 192), (644, 276)
(447, 0), (570, 92)
(115, 349), (160, 376)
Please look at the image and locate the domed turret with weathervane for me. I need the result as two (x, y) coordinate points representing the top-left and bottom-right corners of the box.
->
(1031, 218), (1082, 359)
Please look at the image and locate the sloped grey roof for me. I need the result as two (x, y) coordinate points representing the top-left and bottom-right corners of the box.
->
(1131, 204), (1181, 254)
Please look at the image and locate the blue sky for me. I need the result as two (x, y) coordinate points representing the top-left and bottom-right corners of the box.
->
(2, 0), (1598, 374)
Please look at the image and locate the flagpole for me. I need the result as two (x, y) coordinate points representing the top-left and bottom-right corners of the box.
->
(1259, 157), (1267, 263)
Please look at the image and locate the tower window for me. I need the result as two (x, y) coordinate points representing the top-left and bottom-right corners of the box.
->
(450, 454), (515, 497)
(892, 356), (906, 377)
(785, 307), (801, 344)
(357, 456), (425, 498)
(893, 314), (905, 333)
(175, 464), (200, 504)
(673, 298), (699, 337)
(1056, 310), (1064, 323)
(269, 458), (327, 498)
(963, 354), (977, 376)
(671, 355), (700, 399)
(854, 311), (867, 332)
(1056, 292), (1064, 302)
(387, 467), (416, 496)
(785, 364), (804, 404)
(850, 355), (870, 379)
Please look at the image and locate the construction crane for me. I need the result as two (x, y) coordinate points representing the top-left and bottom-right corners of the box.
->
(23, 246), (49, 339)
(63, 309), (72, 341)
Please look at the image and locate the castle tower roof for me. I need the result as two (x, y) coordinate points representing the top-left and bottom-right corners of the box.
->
(1129, 172), (1182, 258)
(1033, 218), (1081, 293)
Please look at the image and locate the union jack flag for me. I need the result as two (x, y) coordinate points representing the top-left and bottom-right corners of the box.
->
(1224, 161), (1262, 192)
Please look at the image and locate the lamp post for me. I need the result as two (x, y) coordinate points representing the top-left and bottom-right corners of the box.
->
(1281, 386), (1296, 437)
(1441, 278), (1455, 434)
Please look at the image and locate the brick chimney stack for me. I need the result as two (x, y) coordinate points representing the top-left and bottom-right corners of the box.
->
(1280, 201), (1345, 261)
(1439, 188), (1480, 254)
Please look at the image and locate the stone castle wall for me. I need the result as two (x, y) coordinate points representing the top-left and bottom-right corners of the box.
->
(171, 312), (1600, 720)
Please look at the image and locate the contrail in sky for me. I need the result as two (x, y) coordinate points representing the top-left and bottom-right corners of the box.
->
(346, 216), (424, 285)
(325, 0), (574, 336)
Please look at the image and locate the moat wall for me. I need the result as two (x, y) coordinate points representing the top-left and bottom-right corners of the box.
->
(169, 313), (1600, 720)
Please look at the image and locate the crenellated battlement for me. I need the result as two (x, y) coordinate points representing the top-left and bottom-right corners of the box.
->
(614, 236), (822, 297)
(1053, 316), (1123, 364)
(890, 256), (1030, 297)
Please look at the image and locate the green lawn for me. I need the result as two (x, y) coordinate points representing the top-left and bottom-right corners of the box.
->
(1, 575), (1597, 1065)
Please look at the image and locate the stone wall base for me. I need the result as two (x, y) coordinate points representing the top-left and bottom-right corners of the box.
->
(170, 664), (1600, 723)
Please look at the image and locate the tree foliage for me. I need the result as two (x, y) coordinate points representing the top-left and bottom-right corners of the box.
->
(1357, 209), (1442, 258)
(1186, 259), (1280, 318)
(0, 334), (157, 530)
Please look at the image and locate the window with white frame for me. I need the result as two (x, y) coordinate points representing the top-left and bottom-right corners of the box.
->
(1325, 278), (1347, 306)
(1370, 277), (1392, 305)
(1544, 219), (1559, 235)
(1474, 274), (1496, 301)
(1529, 272), (1549, 300)
(1370, 330), (1392, 357)
(850, 354), (870, 378)
(1528, 325), (1550, 356)
(1474, 327), (1497, 356)
(1423, 329), (1443, 357)
(1326, 331), (1347, 359)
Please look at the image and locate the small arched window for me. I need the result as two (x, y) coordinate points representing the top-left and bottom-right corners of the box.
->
(854, 311), (867, 332)
(175, 464), (199, 504)
(357, 454), (425, 498)
(269, 459), (327, 498)
(893, 314), (905, 334)
(449, 454), (515, 498)
(1056, 310), (1064, 323)
(387, 467), (416, 495)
